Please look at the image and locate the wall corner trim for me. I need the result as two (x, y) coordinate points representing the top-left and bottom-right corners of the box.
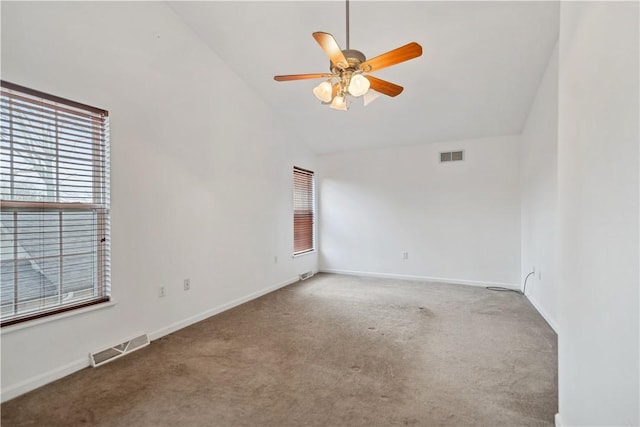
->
(526, 294), (558, 333)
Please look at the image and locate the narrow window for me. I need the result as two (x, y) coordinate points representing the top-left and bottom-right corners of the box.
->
(293, 167), (314, 255)
(1, 81), (110, 327)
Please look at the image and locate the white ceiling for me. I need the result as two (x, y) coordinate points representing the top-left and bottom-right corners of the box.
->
(169, 1), (559, 154)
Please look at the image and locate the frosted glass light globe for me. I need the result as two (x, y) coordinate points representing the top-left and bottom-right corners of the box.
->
(348, 74), (370, 97)
(312, 81), (333, 103)
(330, 95), (348, 111)
(363, 89), (381, 106)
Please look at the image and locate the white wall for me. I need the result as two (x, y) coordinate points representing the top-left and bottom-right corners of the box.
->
(520, 42), (559, 331)
(557, 2), (639, 426)
(0, 2), (317, 401)
(318, 135), (521, 287)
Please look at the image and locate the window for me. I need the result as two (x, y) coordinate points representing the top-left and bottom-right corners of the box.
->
(1, 81), (110, 327)
(293, 167), (314, 255)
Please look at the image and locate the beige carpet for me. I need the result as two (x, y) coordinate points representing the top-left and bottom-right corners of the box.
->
(1, 273), (557, 426)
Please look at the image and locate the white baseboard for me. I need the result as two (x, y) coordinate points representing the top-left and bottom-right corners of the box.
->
(1, 358), (89, 403)
(555, 412), (563, 427)
(1, 275), (299, 403)
(148, 275), (299, 341)
(320, 268), (520, 290)
(526, 294), (558, 333)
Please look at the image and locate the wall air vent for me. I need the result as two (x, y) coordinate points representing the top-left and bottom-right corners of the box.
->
(440, 150), (464, 162)
(299, 271), (314, 281)
(90, 334), (150, 367)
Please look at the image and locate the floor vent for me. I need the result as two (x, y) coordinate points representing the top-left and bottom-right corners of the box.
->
(90, 334), (149, 367)
(299, 271), (314, 281)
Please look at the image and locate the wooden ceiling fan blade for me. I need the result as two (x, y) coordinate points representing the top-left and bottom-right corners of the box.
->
(360, 42), (422, 73)
(312, 32), (349, 69)
(365, 76), (403, 97)
(274, 73), (332, 82)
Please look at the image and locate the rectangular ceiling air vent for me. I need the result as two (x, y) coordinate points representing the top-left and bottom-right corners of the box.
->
(440, 150), (464, 162)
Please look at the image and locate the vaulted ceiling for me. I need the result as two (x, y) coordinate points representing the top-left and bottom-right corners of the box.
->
(169, 1), (559, 154)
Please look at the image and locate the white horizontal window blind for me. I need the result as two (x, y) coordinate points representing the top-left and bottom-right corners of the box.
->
(0, 81), (110, 327)
(293, 167), (314, 255)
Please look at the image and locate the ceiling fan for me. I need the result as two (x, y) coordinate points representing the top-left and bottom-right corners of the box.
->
(274, 0), (423, 111)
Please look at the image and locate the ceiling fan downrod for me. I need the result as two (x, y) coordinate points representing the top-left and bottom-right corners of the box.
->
(346, 0), (350, 50)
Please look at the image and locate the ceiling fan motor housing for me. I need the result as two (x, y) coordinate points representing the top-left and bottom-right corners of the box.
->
(331, 49), (367, 73)
(329, 49), (368, 95)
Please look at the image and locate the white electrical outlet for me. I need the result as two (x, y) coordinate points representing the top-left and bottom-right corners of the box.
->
(402, 251), (408, 260)
(158, 286), (166, 298)
(184, 278), (190, 291)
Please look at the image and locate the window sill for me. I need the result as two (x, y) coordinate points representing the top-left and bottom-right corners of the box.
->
(293, 250), (316, 258)
(1, 300), (117, 335)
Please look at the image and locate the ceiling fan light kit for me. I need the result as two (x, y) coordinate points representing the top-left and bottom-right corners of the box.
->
(274, 0), (422, 111)
(363, 89), (381, 107)
(330, 94), (348, 111)
(313, 81), (333, 102)
(347, 73), (370, 97)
